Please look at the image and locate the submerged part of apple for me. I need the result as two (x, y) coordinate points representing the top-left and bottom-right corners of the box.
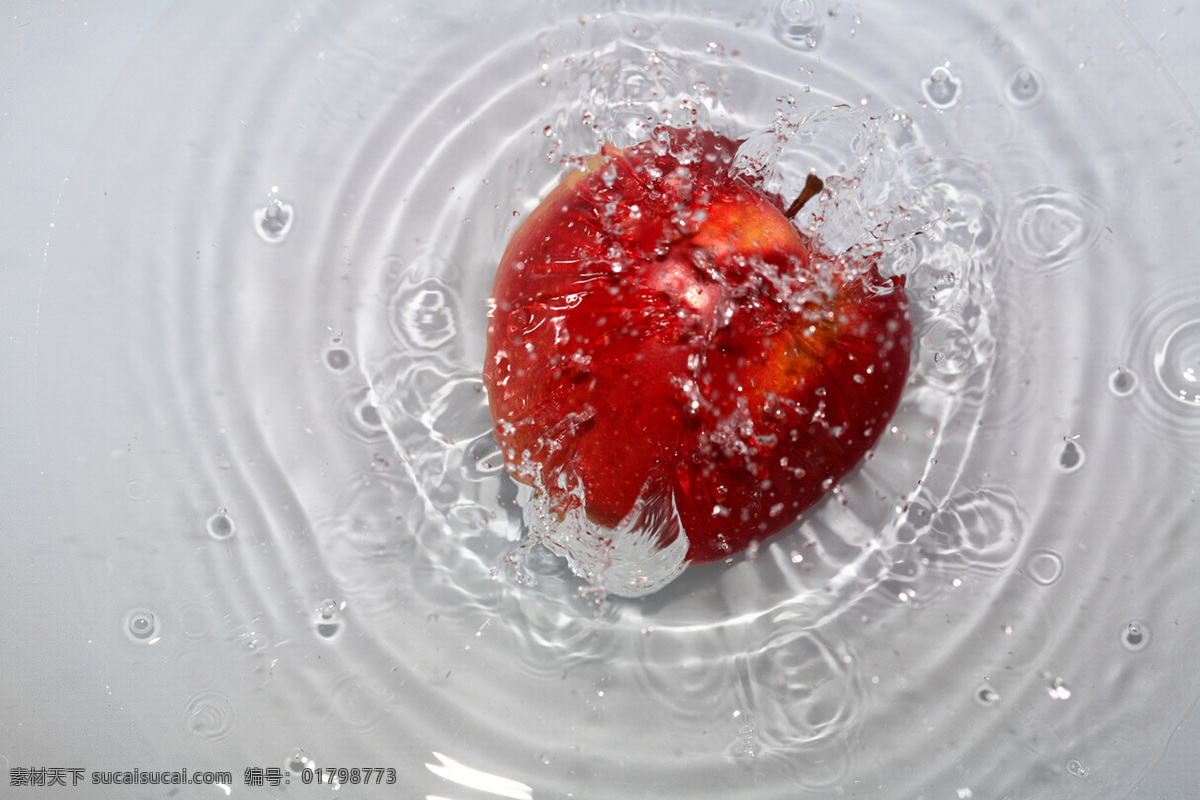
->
(484, 125), (911, 595)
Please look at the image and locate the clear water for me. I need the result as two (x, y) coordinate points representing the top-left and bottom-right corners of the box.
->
(12, 1), (1200, 797)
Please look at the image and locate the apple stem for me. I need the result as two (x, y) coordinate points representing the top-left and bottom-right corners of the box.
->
(784, 174), (825, 220)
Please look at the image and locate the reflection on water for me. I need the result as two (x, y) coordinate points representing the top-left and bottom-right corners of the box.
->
(28, 0), (1200, 797)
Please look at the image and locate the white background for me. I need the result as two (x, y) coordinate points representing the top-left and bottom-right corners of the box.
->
(1, 1), (1196, 796)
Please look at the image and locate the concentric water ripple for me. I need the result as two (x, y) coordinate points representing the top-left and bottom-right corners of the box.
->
(1119, 281), (1200, 465)
(31, 1), (1200, 798)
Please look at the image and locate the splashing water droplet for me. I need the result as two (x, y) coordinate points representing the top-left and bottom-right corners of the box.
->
(1055, 437), (1085, 473)
(774, 0), (823, 48)
(313, 598), (345, 640)
(1154, 319), (1200, 406)
(254, 188), (295, 243)
(922, 65), (962, 109)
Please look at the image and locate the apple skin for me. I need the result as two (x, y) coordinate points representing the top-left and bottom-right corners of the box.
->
(484, 126), (911, 565)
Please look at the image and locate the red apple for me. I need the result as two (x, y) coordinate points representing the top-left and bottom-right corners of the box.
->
(484, 125), (910, 565)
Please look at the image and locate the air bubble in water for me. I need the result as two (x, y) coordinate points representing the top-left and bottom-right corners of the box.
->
(1025, 548), (1064, 585)
(922, 65), (962, 109)
(1066, 759), (1089, 779)
(1006, 68), (1042, 105)
(125, 608), (159, 643)
(254, 188), (294, 243)
(1154, 319), (1200, 406)
(1121, 620), (1150, 652)
(1108, 367), (1138, 396)
(206, 509), (235, 540)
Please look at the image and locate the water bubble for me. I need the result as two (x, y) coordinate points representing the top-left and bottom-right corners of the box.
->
(1154, 319), (1200, 406)
(313, 598), (345, 640)
(285, 748), (315, 774)
(124, 608), (159, 643)
(922, 65), (962, 109)
(324, 348), (352, 372)
(1067, 759), (1089, 779)
(1006, 67), (1042, 105)
(774, 0), (823, 48)
(125, 479), (146, 500)
(206, 509), (235, 540)
(1108, 367), (1138, 396)
(1025, 548), (1064, 586)
(975, 683), (1000, 707)
(184, 691), (237, 740)
(1121, 620), (1151, 652)
(1007, 186), (1102, 274)
(253, 188), (294, 243)
(1055, 437), (1085, 473)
